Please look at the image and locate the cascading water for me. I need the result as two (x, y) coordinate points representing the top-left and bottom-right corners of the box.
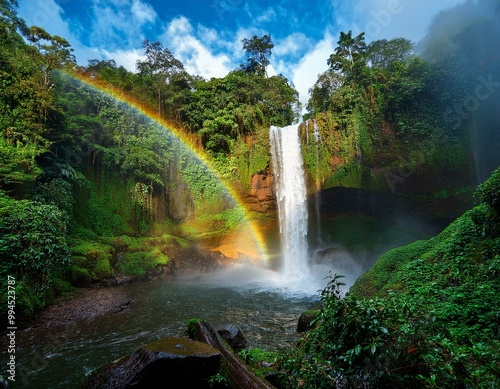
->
(270, 124), (310, 280)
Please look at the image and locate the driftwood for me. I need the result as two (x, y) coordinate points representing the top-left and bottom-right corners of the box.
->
(188, 320), (277, 389)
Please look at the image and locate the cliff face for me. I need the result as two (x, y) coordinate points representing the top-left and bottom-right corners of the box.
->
(296, 114), (476, 222)
(247, 174), (275, 212)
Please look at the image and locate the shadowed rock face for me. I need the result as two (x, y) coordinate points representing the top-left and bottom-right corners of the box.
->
(83, 337), (221, 389)
(296, 311), (318, 333)
(217, 324), (248, 352)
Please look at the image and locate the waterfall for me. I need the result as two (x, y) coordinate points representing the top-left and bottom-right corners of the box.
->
(270, 124), (309, 279)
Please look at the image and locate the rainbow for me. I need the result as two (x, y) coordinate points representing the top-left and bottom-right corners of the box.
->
(67, 70), (269, 262)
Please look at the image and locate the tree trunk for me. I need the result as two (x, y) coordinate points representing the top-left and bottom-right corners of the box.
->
(188, 320), (277, 389)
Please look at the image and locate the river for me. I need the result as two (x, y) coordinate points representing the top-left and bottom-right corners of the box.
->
(9, 268), (322, 389)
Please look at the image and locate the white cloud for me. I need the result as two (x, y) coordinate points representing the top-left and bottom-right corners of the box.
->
(18, 0), (158, 67)
(18, 0), (74, 40)
(273, 32), (312, 57)
(131, 0), (157, 24)
(90, 0), (156, 48)
(163, 17), (232, 79)
(99, 48), (145, 71)
(289, 33), (336, 108)
(197, 25), (220, 46)
(255, 7), (277, 23)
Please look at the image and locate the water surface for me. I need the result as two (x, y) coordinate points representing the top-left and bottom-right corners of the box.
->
(9, 274), (320, 388)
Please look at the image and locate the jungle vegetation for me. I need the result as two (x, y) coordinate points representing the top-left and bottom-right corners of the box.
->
(1, 0), (499, 386)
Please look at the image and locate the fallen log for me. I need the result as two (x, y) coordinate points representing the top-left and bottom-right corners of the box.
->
(188, 319), (277, 389)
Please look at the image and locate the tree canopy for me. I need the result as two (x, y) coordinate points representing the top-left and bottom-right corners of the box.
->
(241, 34), (274, 77)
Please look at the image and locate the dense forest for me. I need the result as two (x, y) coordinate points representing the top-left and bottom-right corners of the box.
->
(0, 0), (299, 320)
(1, 0), (500, 386)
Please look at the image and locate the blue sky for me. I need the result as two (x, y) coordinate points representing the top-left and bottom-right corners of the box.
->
(18, 0), (466, 105)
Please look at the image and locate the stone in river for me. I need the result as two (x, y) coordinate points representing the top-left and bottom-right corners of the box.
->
(83, 337), (221, 388)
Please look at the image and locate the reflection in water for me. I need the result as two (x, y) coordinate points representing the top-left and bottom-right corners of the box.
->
(9, 276), (320, 388)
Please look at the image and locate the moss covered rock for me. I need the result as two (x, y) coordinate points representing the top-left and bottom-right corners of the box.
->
(70, 240), (115, 282)
(83, 337), (221, 389)
(69, 265), (91, 287)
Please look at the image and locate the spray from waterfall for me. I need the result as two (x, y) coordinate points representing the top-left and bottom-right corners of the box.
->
(270, 124), (310, 280)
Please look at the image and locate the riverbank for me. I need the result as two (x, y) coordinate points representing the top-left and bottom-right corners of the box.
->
(29, 286), (134, 329)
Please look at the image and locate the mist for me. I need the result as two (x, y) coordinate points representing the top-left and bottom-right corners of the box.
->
(418, 0), (500, 183)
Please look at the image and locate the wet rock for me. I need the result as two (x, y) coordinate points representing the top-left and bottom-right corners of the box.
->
(168, 246), (221, 276)
(297, 310), (318, 333)
(83, 337), (221, 389)
(115, 276), (132, 285)
(216, 324), (248, 352)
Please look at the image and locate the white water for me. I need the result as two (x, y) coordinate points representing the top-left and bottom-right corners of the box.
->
(270, 124), (310, 281)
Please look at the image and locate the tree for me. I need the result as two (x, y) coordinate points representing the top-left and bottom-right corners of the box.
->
(367, 38), (414, 69)
(241, 34), (274, 77)
(84, 59), (117, 77)
(307, 70), (344, 114)
(327, 30), (367, 78)
(0, 0), (28, 36)
(26, 26), (76, 87)
(136, 39), (185, 115)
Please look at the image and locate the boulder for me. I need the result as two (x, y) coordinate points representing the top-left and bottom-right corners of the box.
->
(216, 324), (248, 352)
(83, 337), (221, 389)
(297, 310), (318, 333)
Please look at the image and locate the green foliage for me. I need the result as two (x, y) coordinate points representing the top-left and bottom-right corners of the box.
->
(475, 166), (500, 237)
(367, 38), (414, 69)
(210, 207), (245, 231)
(181, 154), (226, 205)
(339, 172), (500, 387)
(186, 70), (298, 154)
(92, 257), (114, 279)
(326, 161), (362, 188)
(241, 34), (274, 76)
(9, 280), (43, 323)
(68, 265), (91, 287)
(327, 30), (368, 85)
(186, 318), (203, 338)
(117, 251), (159, 278)
(0, 191), (70, 291)
(352, 239), (432, 297)
(0, 190), (70, 322)
(208, 370), (230, 389)
(69, 239), (115, 280)
(306, 23), (482, 191)
(279, 271), (500, 388)
(239, 348), (280, 379)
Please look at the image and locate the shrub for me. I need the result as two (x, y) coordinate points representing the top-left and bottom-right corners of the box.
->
(0, 191), (70, 321)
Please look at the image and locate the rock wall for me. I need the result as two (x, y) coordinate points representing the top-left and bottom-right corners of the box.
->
(247, 174), (275, 212)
